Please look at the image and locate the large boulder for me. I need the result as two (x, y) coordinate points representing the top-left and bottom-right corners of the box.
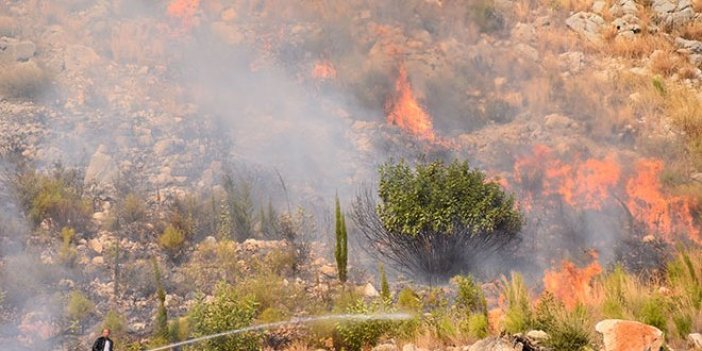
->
(689, 333), (702, 349)
(595, 319), (664, 351)
(84, 145), (118, 185)
(652, 0), (694, 27)
(565, 12), (605, 42)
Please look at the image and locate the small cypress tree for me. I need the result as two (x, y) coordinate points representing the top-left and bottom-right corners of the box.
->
(335, 195), (348, 283)
(152, 258), (168, 341)
(380, 264), (390, 301)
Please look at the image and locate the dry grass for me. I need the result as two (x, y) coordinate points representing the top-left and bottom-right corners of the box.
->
(603, 34), (674, 59)
(0, 61), (49, 99)
(649, 50), (687, 77)
(676, 20), (702, 40)
(110, 21), (166, 65)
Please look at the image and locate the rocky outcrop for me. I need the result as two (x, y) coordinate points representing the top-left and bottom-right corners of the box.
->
(566, 12), (605, 42)
(652, 0), (695, 27)
(84, 144), (118, 186)
(595, 319), (664, 351)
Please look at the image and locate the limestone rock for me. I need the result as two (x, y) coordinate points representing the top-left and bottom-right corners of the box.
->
(565, 12), (605, 42)
(526, 330), (550, 344)
(372, 344), (399, 351)
(91, 256), (104, 265)
(689, 333), (702, 349)
(363, 282), (380, 298)
(652, 0), (694, 27)
(84, 145), (118, 185)
(469, 336), (523, 351)
(595, 319), (664, 351)
(88, 238), (103, 254)
(12, 40), (36, 61)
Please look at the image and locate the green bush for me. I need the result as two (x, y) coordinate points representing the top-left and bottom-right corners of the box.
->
(102, 309), (127, 336)
(14, 166), (91, 231)
(59, 227), (77, 266)
(159, 224), (185, 255)
(546, 305), (592, 351)
(501, 273), (532, 333)
(466, 314), (489, 339)
(335, 196), (348, 283)
(188, 283), (259, 351)
(235, 271), (305, 315)
(120, 193), (146, 224)
(353, 159), (522, 282)
(453, 275), (487, 315)
(66, 290), (95, 321)
(637, 294), (669, 333)
(335, 299), (393, 351)
(397, 287), (422, 312)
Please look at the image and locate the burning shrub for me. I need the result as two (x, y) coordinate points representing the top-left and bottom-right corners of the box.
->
(352, 159), (522, 282)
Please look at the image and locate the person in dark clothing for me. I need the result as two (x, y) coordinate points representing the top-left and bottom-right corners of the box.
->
(92, 328), (114, 351)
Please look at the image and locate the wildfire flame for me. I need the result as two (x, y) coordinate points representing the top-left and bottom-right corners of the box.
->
(513, 145), (700, 243)
(626, 159), (700, 243)
(386, 65), (436, 142)
(513, 145), (620, 210)
(543, 254), (602, 310)
(167, 0), (200, 30)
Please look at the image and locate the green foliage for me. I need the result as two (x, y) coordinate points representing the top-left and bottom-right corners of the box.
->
(500, 273), (532, 333)
(546, 305), (591, 351)
(335, 195), (348, 283)
(335, 299), (393, 351)
(222, 175), (255, 241)
(59, 227), (77, 266)
(103, 309), (127, 336)
(453, 275), (487, 315)
(188, 283), (259, 351)
(234, 271), (305, 316)
(533, 292), (560, 331)
(466, 314), (489, 339)
(152, 259), (168, 341)
(120, 193), (146, 224)
(159, 224), (185, 255)
(377, 159), (521, 237)
(66, 290), (95, 321)
(637, 294), (669, 333)
(600, 265), (629, 318)
(257, 306), (289, 323)
(667, 250), (702, 309)
(259, 199), (280, 239)
(652, 76), (667, 96)
(14, 166), (91, 231)
(397, 287), (422, 312)
(672, 309), (692, 338)
(380, 264), (391, 302)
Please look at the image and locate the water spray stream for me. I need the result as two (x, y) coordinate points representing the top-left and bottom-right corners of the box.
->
(145, 313), (413, 351)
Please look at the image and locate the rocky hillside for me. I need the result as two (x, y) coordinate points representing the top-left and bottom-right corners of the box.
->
(1, 0), (702, 350)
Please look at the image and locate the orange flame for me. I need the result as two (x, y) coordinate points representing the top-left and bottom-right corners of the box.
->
(386, 65), (436, 142)
(167, 0), (200, 30)
(543, 255), (602, 310)
(513, 145), (620, 210)
(626, 159), (700, 243)
(312, 61), (337, 80)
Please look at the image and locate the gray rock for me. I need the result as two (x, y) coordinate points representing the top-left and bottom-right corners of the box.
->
(689, 333), (702, 349)
(372, 344), (399, 351)
(526, 330), (550, 343)
(469, 336), (523, 351)
(652, 0), (694, 27)
(675, 37), (702, 54)
(363, 282), (380, 297)
(565, 12), (605, 42)
(84, 145), (118, 185)
(592, 0), (606, 14)
(402, 343), (417, 351)
(612, 15), (642, 36)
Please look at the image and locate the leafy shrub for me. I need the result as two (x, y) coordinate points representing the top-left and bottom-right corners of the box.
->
(235, 271), (305, 315)
(335, 299), (394, 351)
(466, 314), (489, 339)
(66, 290), (94, 321)
(188, 283), (259, 351)
(353, 160), (522, 282)
(637, 294), (669, 333)
(120, 193), (146, 224)
(59, 227), (77, 266)
(14, 166), (91, 231)
(397, 287), (422, 312)
(159, 224), (185, 255)
(453, 275), (487, 315)
(102, 309), (127, 336)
